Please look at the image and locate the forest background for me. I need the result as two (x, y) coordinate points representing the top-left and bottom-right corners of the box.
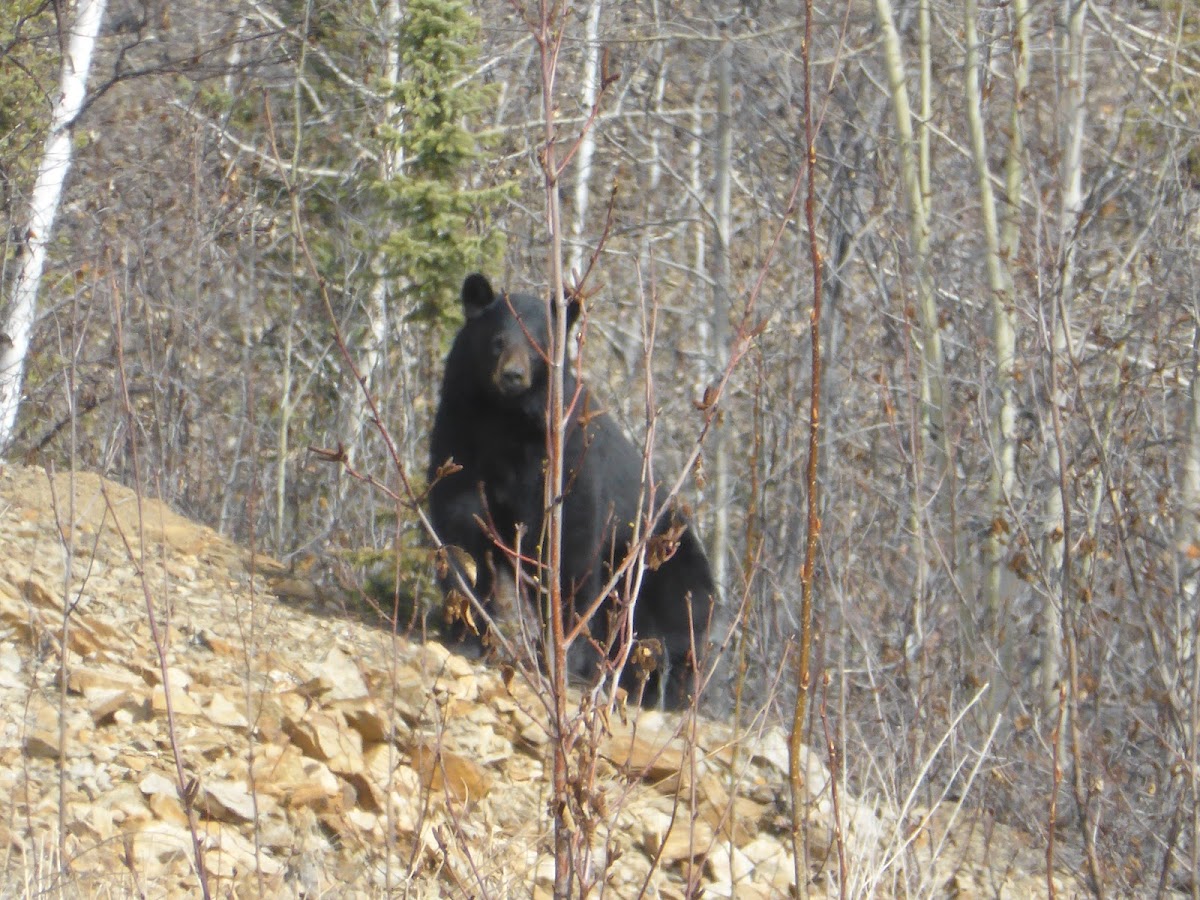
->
(1, 0), (1199, 895)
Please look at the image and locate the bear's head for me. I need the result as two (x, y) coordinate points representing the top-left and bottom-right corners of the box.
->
(458, 273), (580, 403)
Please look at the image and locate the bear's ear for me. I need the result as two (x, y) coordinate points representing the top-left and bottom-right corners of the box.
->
(461, 274), (496, 319)
(560, 287), (582, 331)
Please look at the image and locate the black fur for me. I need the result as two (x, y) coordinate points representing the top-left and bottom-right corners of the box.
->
(428, 274), (715, 707)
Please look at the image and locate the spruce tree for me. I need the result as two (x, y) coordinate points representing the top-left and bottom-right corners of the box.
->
(378, 0), (510, 324)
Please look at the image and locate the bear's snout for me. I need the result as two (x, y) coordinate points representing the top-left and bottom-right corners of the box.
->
(494, 345), (532, 395)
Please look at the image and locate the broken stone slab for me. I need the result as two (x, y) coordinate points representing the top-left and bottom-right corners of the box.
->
(149, 790), (191, 828)
(333, 697), (391, 744)
(704, 841), (755, 884)
(602, 725), (698, 794)
(695, 771), (766, 845)
(126, 819), (195, 868)
(89, 687), (150, 725)
(138, 770), (179, 798)
(410, 742), (492, 803)
(740, 834), (796, 892)
(301, 645), (370, 702)
(151, 682), (203, 718)
(66, 664), (146, 697)
(203, 691), (249, 729)
(282, 707), (365, 776)
(199, 778), (257, 824)
(21, 695), (90, 760)
(638, 806), (716, 864)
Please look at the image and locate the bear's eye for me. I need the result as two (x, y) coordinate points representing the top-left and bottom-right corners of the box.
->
(490, 335), (506, 356)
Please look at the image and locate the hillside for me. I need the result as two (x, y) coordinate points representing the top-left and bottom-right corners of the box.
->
(1, 462), (1080, 897)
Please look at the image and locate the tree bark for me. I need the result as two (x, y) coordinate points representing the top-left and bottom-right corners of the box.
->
(1043, 0), (1089, 722)
(710, 36), (733, 601)
(0, 0), (108, 455)
(567, 0), (601, 281)
(346, 0), (404, 477)
(1183, 325), (1200, 900)
(874, 0), (952, 651)
(964, 0), (1024, 719)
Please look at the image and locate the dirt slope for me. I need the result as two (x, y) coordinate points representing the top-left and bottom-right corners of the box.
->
(0, 463), (1078, 898)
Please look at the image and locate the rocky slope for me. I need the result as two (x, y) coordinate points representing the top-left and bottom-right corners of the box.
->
(0, 463), (1079, 898)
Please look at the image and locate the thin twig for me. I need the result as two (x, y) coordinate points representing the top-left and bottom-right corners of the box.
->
(789, 0), (825, 891)
(107, 286), (211, 899)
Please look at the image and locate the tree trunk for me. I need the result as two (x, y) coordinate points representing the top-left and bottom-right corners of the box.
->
(874, 0), (952, 651)
(710, 36), (733, 601)
(567, 0), (601, 282)
(0, 0), (108, 454)
(1042, 0), (1089, 721)
(964, 0), (1024, 719)
(1183, 325), (1200, 898)
(346, 0), (404, 477)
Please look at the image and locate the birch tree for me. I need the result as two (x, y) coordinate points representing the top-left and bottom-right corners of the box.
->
(566, 0), (601, 282)
(874, 0), (953, 644)
(964, 0), (1027, 718)
(709, 35), (733, 600)
(1042, 0), (1088, 720)
(345, 0), (402, 476)
(0, 0), (106, 454)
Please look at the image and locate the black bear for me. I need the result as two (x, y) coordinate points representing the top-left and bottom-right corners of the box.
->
(428, 273), (715, 708)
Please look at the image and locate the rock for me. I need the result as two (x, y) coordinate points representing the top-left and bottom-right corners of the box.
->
(303, 646), (370, 702)
(139, 770), (178, 798)
(22, 697), (64, 759)
(282, 707), (364, 776)
(753, 727), (831, 796)
(89, 687), (149, 725)
(695, 772), (765, 844)
(162, 666), (192, 690)
(204, 691), (249, 729)
(640, 807), (716, 863)
(336, 698), (391, 743)
(740, 834), (796, 891)
(195, 629), (239, 658)
(24, 728), (62, 760)
(353, 742), (406, 812)
(127, 820), (194, 867)
(280, 760), (347, 812)
(0, 463), (1091, 899)
(200, 779), (257, 823)
(149, 790), (191, 827)
(602, 725), (692, 794)
(704, 842), (754, 883)
(151, 682), (203, 717)
(21, 577), (62, 612)
(410, 743), (492, 802)
(67, 665), (143, 696)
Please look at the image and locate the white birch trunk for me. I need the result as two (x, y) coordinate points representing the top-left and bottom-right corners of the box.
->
(690, 82), (706, 283)
(1042, 0), (1089, 717)
(1182, 329), (1200, 667)
(1183, 328), (1200, 892)
(875, 0), (946, 459)
(346, 0), (403, 476)
(709, 39), (733, 601)
(964, 0), (1024, 714)
(567, 0), (602, 281)
(918, 0), (931, 210)
(875, 0), (950, 649)
(645, 3), (665, 197)
(996, 0), (1029, 712)
(689, 76), (707, 406)
(0, 0), (107, 455)
(275, 1), (312, 549)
